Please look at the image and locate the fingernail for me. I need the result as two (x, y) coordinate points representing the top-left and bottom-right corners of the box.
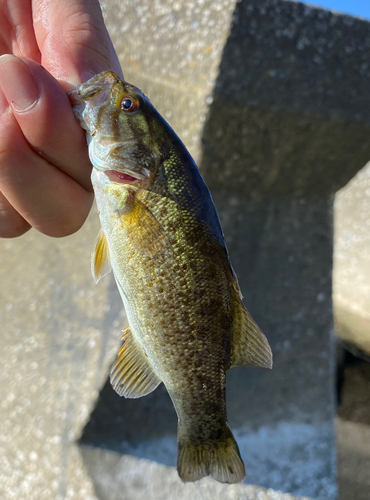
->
(0, 55), (39, 112)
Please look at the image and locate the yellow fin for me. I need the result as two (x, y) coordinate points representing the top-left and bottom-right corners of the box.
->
(91, 228), (111, 284)
(110, 328), (162, 398)
(177, 423), (245, 484)
(231, 306), (273, 369)
(122, 190), (170, 258)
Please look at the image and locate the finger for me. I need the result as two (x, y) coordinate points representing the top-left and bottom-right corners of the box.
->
(0, 78), (30, 238)
(0, 0), (40, 60)
(0, 79), (93, 237)
(32, 0), (122, 89)
(0, 190), (30, 238)
(0, 54), (93, 192)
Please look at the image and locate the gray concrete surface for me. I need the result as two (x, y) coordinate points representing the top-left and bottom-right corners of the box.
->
(333, 160), (370, 499)
(2, 0), (370, 499)
(101, 0), (236, 162)
(334, 161), (370, 354)
(0, 211), (120, 500)
(79, 444), (313, 500)
(0, 224), (311, 500)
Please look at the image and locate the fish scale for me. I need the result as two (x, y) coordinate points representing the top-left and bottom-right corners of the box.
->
(69, 70), (272, 484)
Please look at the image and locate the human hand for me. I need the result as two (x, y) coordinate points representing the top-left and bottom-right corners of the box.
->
(0, 0), (122, 238)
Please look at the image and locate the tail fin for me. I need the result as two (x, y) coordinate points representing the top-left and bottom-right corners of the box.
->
(177, 425), (245, 484)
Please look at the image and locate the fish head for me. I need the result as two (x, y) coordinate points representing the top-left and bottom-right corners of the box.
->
(69, 71), (166, 187)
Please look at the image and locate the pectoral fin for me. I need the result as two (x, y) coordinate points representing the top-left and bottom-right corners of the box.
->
(231, 307), (272, 369)
(110, 327), (162, 398)
(122, 191), (170, 258)
(91, 228), (112, 284)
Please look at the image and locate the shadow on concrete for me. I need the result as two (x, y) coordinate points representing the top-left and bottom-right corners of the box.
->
(336, 350), (370, 500)
(79, 379), (177, 457)
(79, 1), (370, 498)
(337, 350), (370, 426)
(199, 0), (370, 432)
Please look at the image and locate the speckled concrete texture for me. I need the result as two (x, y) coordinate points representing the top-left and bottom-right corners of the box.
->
(0, 197), (311, 500)
(79, 444), (313, 500)
(2, 0), (370, 499)
(0, 209), (124, 500)
(199, 0), (370, 196)
(101, 0), (236, 162)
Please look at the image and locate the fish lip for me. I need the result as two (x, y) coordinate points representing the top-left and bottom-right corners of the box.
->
(67, 88), (79, 104)
(100, 167), (149, 182)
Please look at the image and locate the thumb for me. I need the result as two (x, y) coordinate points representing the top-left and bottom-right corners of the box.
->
(32, 0), (122, 89)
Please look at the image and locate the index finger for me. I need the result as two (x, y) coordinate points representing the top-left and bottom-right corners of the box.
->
(32, 0), (123, 89)
(0, 56), (94, 237)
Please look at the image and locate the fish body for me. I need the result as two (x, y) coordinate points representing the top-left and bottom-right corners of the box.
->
(70, 71), (272, 484)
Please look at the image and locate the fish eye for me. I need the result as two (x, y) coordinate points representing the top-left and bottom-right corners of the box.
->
(117, 95), (139, 113)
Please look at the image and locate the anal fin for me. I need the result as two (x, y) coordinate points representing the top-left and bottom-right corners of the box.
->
(231, 306), (273, 369)
(110, 328), (161, 398)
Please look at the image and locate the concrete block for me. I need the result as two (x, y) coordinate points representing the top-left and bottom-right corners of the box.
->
(334, 162), (370, 355)
(2, 0), (370, 499)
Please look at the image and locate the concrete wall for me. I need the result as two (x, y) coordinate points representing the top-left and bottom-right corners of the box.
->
(1, 1), (370, 499)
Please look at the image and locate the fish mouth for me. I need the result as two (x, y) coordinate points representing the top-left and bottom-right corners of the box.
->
(68, 88), (80, 106)
(104, 170), (146, 186)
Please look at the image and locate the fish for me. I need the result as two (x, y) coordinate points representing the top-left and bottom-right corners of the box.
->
(69, 71), (272, 484)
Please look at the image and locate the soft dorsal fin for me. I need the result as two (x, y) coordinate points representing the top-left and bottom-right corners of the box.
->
(91, 228), (112, 284)
(231, 306), (272, 369)
(110, 327), (162, 398)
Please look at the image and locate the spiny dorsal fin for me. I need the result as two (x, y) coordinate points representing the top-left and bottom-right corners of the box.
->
(110, 327), (162, 398)
(91, 228), (111, 284)
(122, 190), (170, 258)
(231, 306), (272, 369)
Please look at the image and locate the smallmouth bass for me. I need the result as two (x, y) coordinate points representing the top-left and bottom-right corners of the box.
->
(69, 71), (272, 484)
